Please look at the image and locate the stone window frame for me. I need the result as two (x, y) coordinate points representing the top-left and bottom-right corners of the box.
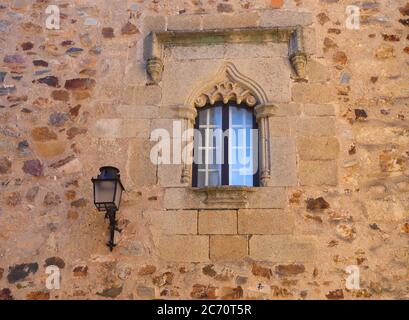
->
(143, 22), (309, 203)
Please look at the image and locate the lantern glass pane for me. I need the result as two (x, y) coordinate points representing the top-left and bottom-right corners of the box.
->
(114, 181), (123, 209)
(94, 180), (116, 205)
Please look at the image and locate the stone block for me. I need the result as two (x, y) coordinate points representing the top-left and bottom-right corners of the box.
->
(249, 235), (317, 262)
(199, 210), (237, 234)
(203, 12), (259, 30)
(292, 84), (335, 103)
(92, 119), (150, 139)
(33, 141), (66, 158)
(157, 164), (184, 186)
(133, 85), (162, 106)
(259, 10), (312, 27)
(210, 235), (248, 261)
(299, 160), (338, 186)
(302, 104), (335, 116)
(116, 105), (159, 119)
(297, 136), (340, 160)
(168, 14), (201, 31)
(126, 139), (157, 186)
(157, 235), (209, 262)
(238, 209), (294, 234)
(247, 187), (287, 208)
(269, 137), (297, 186)
(144, 210), (197, 234)
(295, 117), (336, 136)
(268, 118), (291, 136)
(163, 187), (206, 209)
(142, 16), (166, 33)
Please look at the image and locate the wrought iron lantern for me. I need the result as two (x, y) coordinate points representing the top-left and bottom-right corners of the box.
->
(91, 166), (125, 251)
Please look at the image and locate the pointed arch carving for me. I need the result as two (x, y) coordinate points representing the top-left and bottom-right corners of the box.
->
(186, 62), (268, 108)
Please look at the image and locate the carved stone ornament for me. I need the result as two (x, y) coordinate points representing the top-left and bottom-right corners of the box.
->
(194, 81), (257, 108)
(146, 56), (163, 84)
(290, 52), (307, 80)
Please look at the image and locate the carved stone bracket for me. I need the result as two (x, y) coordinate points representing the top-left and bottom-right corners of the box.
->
(289, 26), (307, 80)
(147, 56), (163, 84)
(192, 186), (255, 208)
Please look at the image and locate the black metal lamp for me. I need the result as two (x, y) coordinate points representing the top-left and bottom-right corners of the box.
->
(91, 166), (125, 251)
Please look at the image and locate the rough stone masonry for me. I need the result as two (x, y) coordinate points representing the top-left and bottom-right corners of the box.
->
(0, 0), (408, 300)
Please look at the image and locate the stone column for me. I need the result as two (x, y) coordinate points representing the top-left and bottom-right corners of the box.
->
(178, 105), (197, 184)
(255, 104), (277, 187)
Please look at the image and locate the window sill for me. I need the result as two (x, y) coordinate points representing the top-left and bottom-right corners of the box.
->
(190, 186), (256, 207)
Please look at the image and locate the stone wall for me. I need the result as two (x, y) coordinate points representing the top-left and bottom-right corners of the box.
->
(0, 0), (408, 300)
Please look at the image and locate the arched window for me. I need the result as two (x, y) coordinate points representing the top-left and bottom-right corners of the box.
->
(192, 102), (259, 187)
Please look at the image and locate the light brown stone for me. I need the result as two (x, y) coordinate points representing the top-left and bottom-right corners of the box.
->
(249, 235), (317, 262)
(297, 136), (340, 160)
(168, 14), (201, 31)
(145, 210), (197, 234)
(299, 160), (338, 186)
(157, 235), (209, 262)
(295, 117), (336, 136)
(199, 210), (237, 234)
(203, 12), (259, 30)
(210, 235), (248, 261)
(238, 209), (294, 234)
(292, 84), (335, 104)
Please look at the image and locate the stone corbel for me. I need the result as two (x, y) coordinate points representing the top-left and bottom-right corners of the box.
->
(255, 103), (277, 187)
(177, 105), (197, 184)
(289, 25), (307, 81)
(146, 33), (163, 84)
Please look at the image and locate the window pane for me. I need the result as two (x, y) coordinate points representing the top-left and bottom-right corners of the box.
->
(229, 105), (254, 186)
(195, 106), (223, 187)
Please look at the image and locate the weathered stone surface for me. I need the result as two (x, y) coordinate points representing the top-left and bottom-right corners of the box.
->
(203, 12), (259, 29)
(303, 104), (335, 116)
(168, 14), (201, 31)
(292, 84), (335, 103)
(199, 210), (237, 234)
(97, 286), (122, 298)
(260, 10), (312, 27)
(0, 157), (12, 174)
(26, 291), (50, 300)
(306, 197), (330, 211)
(210, 236), (247, 261)
(31, 127), (57, 141)
(238, 209), (294, 234)
(64, 78), (96, 90)
(275, 263), (305, 276)
(297, 136), (340, 160)
(190, 284), (217, 299)
(127, 139), (156, 186)
(269, 137), (297, 186)
(295, 117), (336, 136)
(7, 263), (38, 283)
(34, 141), (66, 158)
(145, 210), (197, 234)
(92, 119), (150, 139)
(0, 288), (13, 300)
(22, 159), (43, 176)
(250, 236), (317, 262)
(251, 263), (272, 279)
(157, 235), (209, 262)
(299, 160), (338, 186)
(43, 192), (61, 206)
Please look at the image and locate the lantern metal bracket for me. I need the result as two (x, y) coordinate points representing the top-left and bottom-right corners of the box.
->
(105, 208), (122, 251)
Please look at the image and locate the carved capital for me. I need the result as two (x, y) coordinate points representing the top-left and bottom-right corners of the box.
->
(177, 105), (197, 123)
(147, 56), (163, 84)
(194, 81), (257, 108)
(255, 104), (278, 120)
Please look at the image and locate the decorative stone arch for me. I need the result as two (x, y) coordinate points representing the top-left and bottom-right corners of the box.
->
(179, 62), (277, 187)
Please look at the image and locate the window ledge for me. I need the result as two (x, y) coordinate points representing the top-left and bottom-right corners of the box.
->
(191, 186), (256, 207)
